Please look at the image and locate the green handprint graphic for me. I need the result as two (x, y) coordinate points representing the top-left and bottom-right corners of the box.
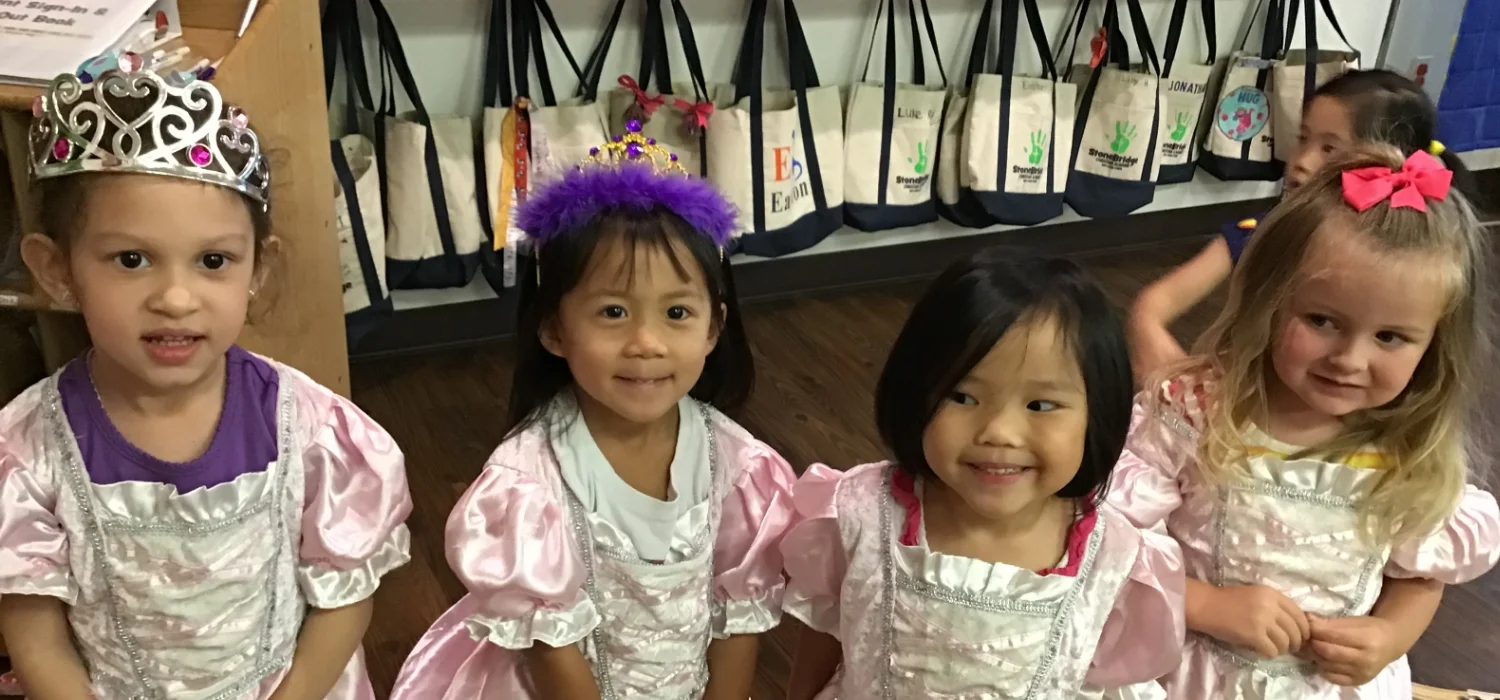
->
(907, 142), (930, 174)
(1027, 130), (1047, 165)
(1110, 121), (1137, 154)
(1170, 111), (1190, 141)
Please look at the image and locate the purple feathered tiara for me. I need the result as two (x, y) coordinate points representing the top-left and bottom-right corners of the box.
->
(517, 120), (738, 251)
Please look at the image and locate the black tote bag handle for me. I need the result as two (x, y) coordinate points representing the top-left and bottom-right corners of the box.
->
(474, 0), (514, 241)
(858, 0), (947, 87)
(1162, 0), (1216, 77)
(363, 0), (462, 279)
(511, 0), (595, 107)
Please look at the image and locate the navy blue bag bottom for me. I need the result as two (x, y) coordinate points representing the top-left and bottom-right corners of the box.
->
(1065, 172), (1156, 218)
(844, 201), (938, 233)
(974, 190), (1066, 227)
(1198, 152), (1283, 182)
(731, 208), (842, 258)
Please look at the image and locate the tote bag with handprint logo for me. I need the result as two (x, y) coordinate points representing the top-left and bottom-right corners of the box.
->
(941, 0), (1074, 228)
(1155, 0), (1216, 184)
(844, 0), (948, 231)
(1062, 0), (1163, 219)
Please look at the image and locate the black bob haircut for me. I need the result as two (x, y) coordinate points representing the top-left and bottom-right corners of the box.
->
(874, 248), (1134, 504)
(504, 207), (753, 437)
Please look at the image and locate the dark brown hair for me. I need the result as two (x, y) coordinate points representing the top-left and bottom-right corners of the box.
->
(38, 174), (272, 265)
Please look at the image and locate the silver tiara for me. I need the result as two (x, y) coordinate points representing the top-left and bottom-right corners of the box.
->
(29, 56), (268, 205)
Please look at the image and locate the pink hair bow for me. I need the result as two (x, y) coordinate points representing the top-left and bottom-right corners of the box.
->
(1340, 150), (1453, 213)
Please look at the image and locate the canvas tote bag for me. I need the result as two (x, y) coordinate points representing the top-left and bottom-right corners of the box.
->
(950, 0), (1074, 227)
(1271, 0), (1358, 162)
(1199, 0), (1284, 181)
(321, 0), (389, 348)
(361, 0), (483, 290)
(843, 0), (948, 232)
(515, 0), (613, 183)
(606, 0), (732, 178)
(707, 0), (844, 257)
(1156, 0), (1217, 184)
(1063, 0), (1164, 218)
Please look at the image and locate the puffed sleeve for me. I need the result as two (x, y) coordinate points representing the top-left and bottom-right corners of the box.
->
(0, 441), (74, 604)
(779, 463), (847, 637)
(1087, 524), (1187, 687)
(1386, 485), (1500, 584)
(447, 465), (600, 649)
(1107, 398), (1191, 530)
(711, 440), (797, 637)
(297, 395), (414, 609)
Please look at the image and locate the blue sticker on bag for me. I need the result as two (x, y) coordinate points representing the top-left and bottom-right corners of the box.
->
(1215, 86), (1270, 142)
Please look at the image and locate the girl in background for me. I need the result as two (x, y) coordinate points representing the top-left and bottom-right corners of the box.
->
(783, 250), (1184, 699)
(1110, 145), (1500, 699)
(0, 59), (411, 698)
(390, 122), (796, 700)
(1128, 69), (1478, 382)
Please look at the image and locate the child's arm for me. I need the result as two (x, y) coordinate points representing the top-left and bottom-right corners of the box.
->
(268, 598), (374, 700)
(704, 633), (760, 700)
(1127, 238), (1233, 384)
(786, 627), (842, 700)
(1186, 578), (1310, 659)
(0, 594), (92, 699)
(1305, 577), (1442, 687)
(523, 643), (602, 699)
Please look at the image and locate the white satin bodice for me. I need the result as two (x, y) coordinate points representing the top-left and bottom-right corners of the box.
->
(555, 401), (732, 700)
(41, 368), (306, 699)
(832, 465), (1140, 700)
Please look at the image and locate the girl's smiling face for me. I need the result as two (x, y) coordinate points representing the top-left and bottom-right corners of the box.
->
(540, 236), (721, 430)
(919, 312), (1090, 522)
(1268, 221), (1448, 423)
(24, 174), (263, 393)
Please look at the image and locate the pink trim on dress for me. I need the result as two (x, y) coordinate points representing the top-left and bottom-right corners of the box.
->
(889, 470), (1097, 577)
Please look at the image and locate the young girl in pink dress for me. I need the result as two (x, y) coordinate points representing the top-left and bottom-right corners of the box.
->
(0, 59), (412, 698)
(389, 122), (796, 700)
(782, 250), (1187, 699)
(1110, 145), (1500, 699)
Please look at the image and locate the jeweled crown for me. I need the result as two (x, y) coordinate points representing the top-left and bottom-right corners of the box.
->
(583, 119), (684, 174)
(29, 54), (268, 206)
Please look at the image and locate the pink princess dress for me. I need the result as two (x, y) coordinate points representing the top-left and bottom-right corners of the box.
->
(781, 462), (1188, 699)
(1110, 377), (1500, 700)
(0, 347), (412, 699)
(389, 396), (796, 699)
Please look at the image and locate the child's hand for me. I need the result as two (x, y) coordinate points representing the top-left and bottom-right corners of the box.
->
(1305, 615), (1403, 687)
(1199, 584), (1311, 659)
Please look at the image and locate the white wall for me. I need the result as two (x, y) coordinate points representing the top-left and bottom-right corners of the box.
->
(1378, 0), (1467, 102)
(332, 0), (1394, 124)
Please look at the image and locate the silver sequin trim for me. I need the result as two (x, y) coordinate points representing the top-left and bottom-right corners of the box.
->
(42, 367), (298, 699)
(555, 400), (720, 700)
(874, 466), (1104, 700)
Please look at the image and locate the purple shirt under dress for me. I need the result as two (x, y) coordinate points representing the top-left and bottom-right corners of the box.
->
(56, 345), (280, 493)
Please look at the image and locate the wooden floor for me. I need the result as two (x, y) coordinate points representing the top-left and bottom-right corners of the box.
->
(350, 238), (1500, 698)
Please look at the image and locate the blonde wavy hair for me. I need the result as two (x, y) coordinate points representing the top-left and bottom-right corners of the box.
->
(1156, 144), (1495, 544)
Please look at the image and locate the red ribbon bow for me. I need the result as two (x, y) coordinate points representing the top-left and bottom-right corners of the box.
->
(673, 97), (715, 130)
(1340, 150), (1452, 213)
(617, 75), (666, 117)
